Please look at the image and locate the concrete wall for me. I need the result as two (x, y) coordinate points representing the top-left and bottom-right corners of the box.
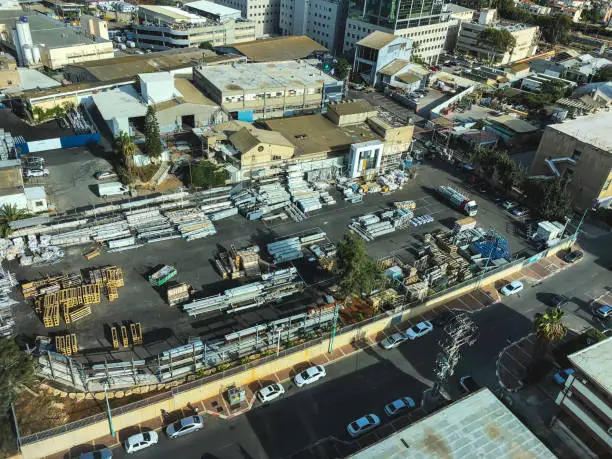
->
(18, 239), (573, 458)
(41, 42), (115, 70)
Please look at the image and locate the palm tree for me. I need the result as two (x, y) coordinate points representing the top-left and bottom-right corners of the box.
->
(114, 131), (136, 167)
(527, 308), (567, 382)
(0, 204), (29, 237)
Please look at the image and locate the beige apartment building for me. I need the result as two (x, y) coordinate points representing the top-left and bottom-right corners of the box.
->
(193, 60), (344, 119)
(531, 113), (612, 210)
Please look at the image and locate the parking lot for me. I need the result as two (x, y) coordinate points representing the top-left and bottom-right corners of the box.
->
(11, 156), (537, 366)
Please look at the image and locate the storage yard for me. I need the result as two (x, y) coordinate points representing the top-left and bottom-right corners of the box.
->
(5, 161), (535, 390)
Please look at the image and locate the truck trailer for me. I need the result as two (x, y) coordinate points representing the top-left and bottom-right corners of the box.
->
(437, 186), (478, 216)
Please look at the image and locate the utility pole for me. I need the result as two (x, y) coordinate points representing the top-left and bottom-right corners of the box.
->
(424, 312), (478, 407)
(104, 382), (115, 437)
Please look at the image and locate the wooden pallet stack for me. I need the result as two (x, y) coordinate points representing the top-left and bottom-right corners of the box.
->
(130, 322), (143, 345)
(82, 284), (101, 304)
(167, 283), (191, 306)
(55, 334), (78, 356)
(43, 304), (60, 327)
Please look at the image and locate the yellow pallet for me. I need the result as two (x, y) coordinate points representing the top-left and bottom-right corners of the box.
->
(84, 248), (100, 260)
(104, 267), (125, 288)
(58, 287), (83, 308)
(43, 304), (60, 327)
(130, 322), (143, 345)
(120, 325), (129, 347)
(71, 334), (78, 353)
(107, 283), (118, 302)
(68, 306), (91, 323)
(63, 304), (72, 324)
(81, 284), (101, 305)
(111, 327), (119, 350)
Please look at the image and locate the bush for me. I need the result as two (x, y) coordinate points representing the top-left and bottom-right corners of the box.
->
(189, 161), (229, 188)
(131, 163), (158, 183)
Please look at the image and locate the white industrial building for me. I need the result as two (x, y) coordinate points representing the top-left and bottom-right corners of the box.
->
(278, 0), (347, 54)
(184, 0), (243, 22)
(0, 160), (48, 213)
(352, 31), (413, 87)
(210, 0), (280, 36)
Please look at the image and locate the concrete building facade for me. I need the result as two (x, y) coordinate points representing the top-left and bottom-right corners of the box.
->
(456, 11), (539, 64)
(278, 0), (348, 54)
(211, 0), (280, 36)
(135, 5), (256, 50)
(193, 60), (343, 119)
(530, 113), (612, 210)
(352, 30), (412, 87)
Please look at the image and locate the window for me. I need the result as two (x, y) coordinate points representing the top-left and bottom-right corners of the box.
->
(572, 150), (582, 161)
(272, 155), (282, 160)
(35, 201), (44, 207)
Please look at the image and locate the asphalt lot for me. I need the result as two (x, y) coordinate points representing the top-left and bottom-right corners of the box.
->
(0, 109), (73, 141)
(91, 231), (612, 459)
(12, 158), (537, 363)
(24, 146), (118, 212)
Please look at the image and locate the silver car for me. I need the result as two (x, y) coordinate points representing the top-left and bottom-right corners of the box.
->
(165, 415), (204, 439)
(79, 448), (112, 459)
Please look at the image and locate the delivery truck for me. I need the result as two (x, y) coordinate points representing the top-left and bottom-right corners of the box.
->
(97, 182), (130, 198)
(437, 185), (478, 216)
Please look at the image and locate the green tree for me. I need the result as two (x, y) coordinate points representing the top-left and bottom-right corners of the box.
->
(198, 41), (214, 50)
(470, 147), (525, 191)
(479, 28), (517, 55)
(0, 204), (29, 238)
(189, 160), (229, 188)
(144, 106), (163, 159)
(524, 179), (572, 221)
(333, 57), (351, 80)
(581, 8), (602, 24)
(334, 232), (382, 298)
(114, 131), (136, 165)
(593, 64), (612, 82)
(0, 338), (35, 418)
(539, 14), (572, 44)
(528, 308), (567, 382)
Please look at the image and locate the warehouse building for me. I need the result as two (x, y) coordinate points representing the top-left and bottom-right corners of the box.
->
(0, 11), (114, 70)
(193, 60), (343, 120)
(135, 5), (256, 50)
(91, 73), (226, 138)
(63, 48), (245, 83)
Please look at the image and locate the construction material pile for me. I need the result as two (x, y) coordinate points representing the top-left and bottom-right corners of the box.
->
(0, 236), (64, 266)
(183, 267), (303, 316)
(266, 231), (327, 264)
(0, 263), (18, 338)
(215, 244), (261, 279)
(376, 170), (409, 193)
(349, 208), (414, 241)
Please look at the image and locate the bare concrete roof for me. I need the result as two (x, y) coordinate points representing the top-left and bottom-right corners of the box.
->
(357, 31), (398, 50)
(569, 337), (612, 393)
(228, 36), (327, 62)
(327, 99), (376, 116)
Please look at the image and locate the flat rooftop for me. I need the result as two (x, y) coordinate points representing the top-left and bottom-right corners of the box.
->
(139, 5), (207, 24)
(0, 11), (101, 48)
(547, 112), (612, 153)
(196, 60), (338, 92)
(349, 388), (556, 459)
(92, 86), (147, 121)
(264, 114), (380, 156)
(225, 36), (327, 62)
(328, 99), (376, 116)
(569, 337), (612, 394)
(66, 49), (242, 82)
(185, 0), (242, 18)
(3, 68), (61, 95)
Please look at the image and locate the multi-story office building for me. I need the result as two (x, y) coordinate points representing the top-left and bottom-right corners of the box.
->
(193, 60), (343, 119)
(135, 5), (256, 50)
(343, 0), (456, 64)
(279, 0), (348, 54)
(212, 0), (280, 36)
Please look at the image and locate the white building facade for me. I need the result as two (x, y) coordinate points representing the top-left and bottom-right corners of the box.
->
(279, 0), (347, 54)
(212, 0), (280, 36)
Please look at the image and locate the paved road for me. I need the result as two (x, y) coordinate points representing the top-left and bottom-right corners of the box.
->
(105, 231), (612, 459)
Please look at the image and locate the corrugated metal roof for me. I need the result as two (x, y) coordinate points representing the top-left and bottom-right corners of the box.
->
(396, 72), (421, 84)
(379, 59), (410, 76)
(229, 127), (293, 153)
(357, 31), (398, 50)
(230, 36), (327, 62)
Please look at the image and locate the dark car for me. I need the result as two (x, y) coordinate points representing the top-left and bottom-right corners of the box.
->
(459, 376), (480, 394)
(432, 310), (459, 327)
(548, 294), (569, 308)
(565, 250), (583, 263)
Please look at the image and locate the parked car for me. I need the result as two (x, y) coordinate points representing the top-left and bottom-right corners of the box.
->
(294, 365), (326, 387)
(124, 431), (158, 454)
(594, 304), (612, 320)
(500, 281), (524, 296)
(405, 321), (434, 340)
(94, 170), (118, 180)
(432, 310), (458, 327)
(381, 332), (409, 350)
(24, 156), (45, 167)
(553, 368), (575, 386)
(384, 397), (416, 416)
(564, 250), (583, 263)
(548, 293), (569, 308)
(502, 200), (518, 211)
(257, 383), (285, 403)
(347, 414), (381, 438)
(79, 448), (113, 459)
(459, 375), (480, 394)
(512, 206), (529, 217)
(23, 168), (49, 177)
(165, 415), (204, 439)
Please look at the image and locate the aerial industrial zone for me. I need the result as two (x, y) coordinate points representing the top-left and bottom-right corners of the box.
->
(0, 0), (611, 458)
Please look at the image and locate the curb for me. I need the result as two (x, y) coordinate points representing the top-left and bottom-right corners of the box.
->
(496, 334), (532, 393)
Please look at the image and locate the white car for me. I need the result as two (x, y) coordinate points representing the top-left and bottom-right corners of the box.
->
(165, 415), (204, 439)
(384, 397), (416, 416)
(405, 321), (434, 340)
(257, 383), (285, 403)
(347, 414), (381, 438)
(381, 332), (408, 350)
(23, 168), (49, 177)
(500, 281), (524, 296)
(294, 365), (326, 388)
(124, 431), (158, 454)
(95, 170), (118, 180)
